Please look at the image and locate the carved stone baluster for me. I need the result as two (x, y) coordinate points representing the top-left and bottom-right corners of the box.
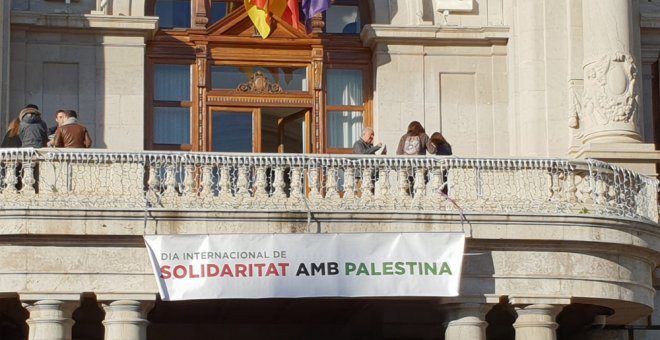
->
(413, 167), (426, 200)
(163, 163), (177, 197)
(290, 167), (303, 200)
(272, 166), (286, 200)
(21, 162), (36, 195)
(3, 161), (18, 194)
(325, 167), (338, 199)
(549, 172), (560, 201)
(344, 167), (355, 199)
(594, 178), (606, 206)
(254, 165), (268, 201)
(199, 164), (214, 198)
(397, 168), (409, 200)
(182, 164), (195, 197)
(377, 165), (391, 204)
(308, 167), (321, 200)
(218, 165), (232, 200)
(235, 165), (250, 202)
(429, 167), (442, 198)
(566, 172), (578, 203)
(362, 166), (374, 199)
(147, 165), (160, 190)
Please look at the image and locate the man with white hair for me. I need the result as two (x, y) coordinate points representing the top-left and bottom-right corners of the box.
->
(352, 127), (383, 155)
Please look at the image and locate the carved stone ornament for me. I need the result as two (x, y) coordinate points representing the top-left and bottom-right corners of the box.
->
(236, 71), (284, 94)
(576, 52), (639, 129)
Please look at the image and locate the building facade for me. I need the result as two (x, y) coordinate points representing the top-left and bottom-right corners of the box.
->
(1, 0), (660, 339)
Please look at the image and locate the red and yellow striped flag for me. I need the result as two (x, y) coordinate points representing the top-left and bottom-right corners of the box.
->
(245, 0), (301, 39)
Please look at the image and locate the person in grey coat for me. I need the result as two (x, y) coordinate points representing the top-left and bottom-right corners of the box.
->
(18, 106), (48, 148)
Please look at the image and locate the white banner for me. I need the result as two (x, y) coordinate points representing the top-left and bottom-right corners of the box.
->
(144, 233), (465, 301)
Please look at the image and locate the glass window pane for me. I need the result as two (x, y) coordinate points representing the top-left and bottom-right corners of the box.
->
(212, 111), (253, 152)
(326, 5), (360, 34)
(327, 69), (363, 106)
(211, 66), (308, 91)
(210, 1), (241, 23)
(327, 111), (363, 148)
(154, 107), (191, 144)
(156, 0), (191, 28)
(155, 64), (191, 101)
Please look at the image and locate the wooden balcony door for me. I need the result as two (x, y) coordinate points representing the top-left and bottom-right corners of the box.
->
(209, 106), (310, 153)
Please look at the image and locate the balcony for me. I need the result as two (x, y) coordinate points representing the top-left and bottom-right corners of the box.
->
(0, 148), (656, 222)
(1, 148), (660, 329)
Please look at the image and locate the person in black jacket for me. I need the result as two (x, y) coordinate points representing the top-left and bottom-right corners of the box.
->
(18, 106), (48, 148)
(430, 132), (452, 156)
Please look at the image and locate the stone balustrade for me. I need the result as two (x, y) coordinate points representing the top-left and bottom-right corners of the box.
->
(0, 148), (657, 222)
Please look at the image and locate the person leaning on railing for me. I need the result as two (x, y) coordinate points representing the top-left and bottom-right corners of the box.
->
(52, 110), (92, 148)
(430, 131), (452, 195)
(352, 127), (384, 196)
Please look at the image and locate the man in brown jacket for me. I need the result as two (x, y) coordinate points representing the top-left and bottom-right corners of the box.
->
(53, 110), (92, 148)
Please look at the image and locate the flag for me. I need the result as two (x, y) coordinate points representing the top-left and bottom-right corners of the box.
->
(245, 0), (301, 38)
(281, 0), (301, 30)
(245, 0), (272, 38)
(302, 0), (330, 33)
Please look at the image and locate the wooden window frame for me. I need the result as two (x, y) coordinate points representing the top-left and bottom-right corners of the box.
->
(323, 63), (372, 154)
(147, 61), (195, 151)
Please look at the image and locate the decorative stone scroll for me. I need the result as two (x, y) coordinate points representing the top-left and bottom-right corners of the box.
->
(236, 71), (283, 93)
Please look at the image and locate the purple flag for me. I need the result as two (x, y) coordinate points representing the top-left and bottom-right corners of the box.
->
(302, 0), (330, 33)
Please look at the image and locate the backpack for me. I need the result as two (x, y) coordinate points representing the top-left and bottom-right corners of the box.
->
(403, 135), (421, 155)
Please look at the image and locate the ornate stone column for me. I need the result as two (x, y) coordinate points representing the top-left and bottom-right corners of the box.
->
(578, 0), (641, 143)
(23, 300), (78, 340)
(513, 304), (560, 340)
(444, 303), (489, 340)
(102, 300), (153, 340)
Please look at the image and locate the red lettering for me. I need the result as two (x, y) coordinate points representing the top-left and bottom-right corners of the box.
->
(173, 265), (187, 279)
(254, 263), (266, 276)
(278, 263), (289, 276)
(207, 264), (220, 277)
(189, 264), (200, 278)
(235, 264), (247, 277)
(221, 264), (234, 277)
(161, 265), (171, 279)
(265, 263), (279, 276)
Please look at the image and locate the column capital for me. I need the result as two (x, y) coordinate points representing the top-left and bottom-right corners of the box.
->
(22, 299), (80, 340)
(513, 304), (564, 340)
(443, 302), (490, 340)
(102, 300), (154, 340)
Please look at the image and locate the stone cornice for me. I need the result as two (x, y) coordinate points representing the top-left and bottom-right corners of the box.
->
(10, 11), (158, 36)
(361, 24), (509, 48)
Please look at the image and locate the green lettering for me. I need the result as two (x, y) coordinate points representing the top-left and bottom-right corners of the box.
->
(424, 262), (437, 275)
(356, 263), (369, 275)
(394, 262), (406, 275)
(439, 262), (452, 275)
(382, 262), (393, 275)
(370, 262), (382, 275)
(345, 262), (356, 275)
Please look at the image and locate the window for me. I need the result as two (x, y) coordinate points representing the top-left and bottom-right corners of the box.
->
(210, 0), (242, 24)
(153, 64), (192, 146)
(325, 0), (361, 34)
(211, 65), (308, 91)
(212, 111), (253, 152)
(155, 0), (191, 28)
(326, 68), (364, 149)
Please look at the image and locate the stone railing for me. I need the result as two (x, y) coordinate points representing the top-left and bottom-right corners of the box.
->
(0, 149), (657, 222)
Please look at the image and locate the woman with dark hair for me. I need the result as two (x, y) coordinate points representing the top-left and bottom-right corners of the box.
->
(396, 121), (436, 155)
(430, 132), (452, 155)
(1, 117), (21, 148)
